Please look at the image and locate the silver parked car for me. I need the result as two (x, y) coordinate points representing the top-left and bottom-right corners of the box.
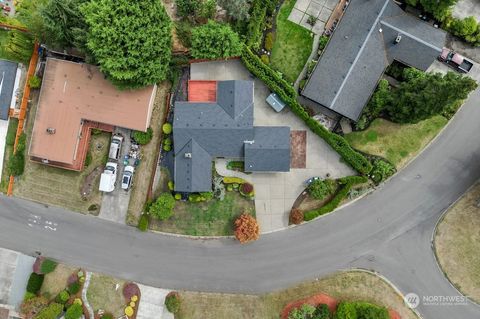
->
(121, 165), (134, 190)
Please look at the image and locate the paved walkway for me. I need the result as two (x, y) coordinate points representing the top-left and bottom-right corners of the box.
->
(137, 284), (173, 319)
(191, 60), (354, 232)
(81, 272), (94, 319)
(288, 0), (338, 34)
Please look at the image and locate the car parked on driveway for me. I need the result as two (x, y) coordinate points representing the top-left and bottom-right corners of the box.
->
(109, 135), (124, 160)
(121, 165), (134, 190)
(99, 162), (118, 192)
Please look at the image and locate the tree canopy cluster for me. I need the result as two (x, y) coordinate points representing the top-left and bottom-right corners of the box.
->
(190, 20), (243, 59)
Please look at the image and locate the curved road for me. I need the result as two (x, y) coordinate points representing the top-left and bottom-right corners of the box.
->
(0, 88), (479, 318)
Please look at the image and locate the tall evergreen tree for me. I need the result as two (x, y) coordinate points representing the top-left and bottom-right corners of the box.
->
(190, 21), (242, 59)
(81, 0), (172, 89)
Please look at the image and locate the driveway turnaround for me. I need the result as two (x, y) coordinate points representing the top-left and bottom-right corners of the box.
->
(0, 84), (479, 318)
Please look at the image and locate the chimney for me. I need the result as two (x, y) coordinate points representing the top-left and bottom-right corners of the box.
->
(46, 127), (56, 134)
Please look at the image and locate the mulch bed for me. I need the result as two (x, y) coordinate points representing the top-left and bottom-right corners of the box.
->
(290, 130), (307, 169)
(281, 293), (402, 319)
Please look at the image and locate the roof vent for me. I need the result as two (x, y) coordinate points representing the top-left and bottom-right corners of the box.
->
(184, 153), (192, 158)
(244, 140), (255, 145)
(46, 127), (56, 134)
(379, 28), (383, 33)
(394, 34), (402, 44)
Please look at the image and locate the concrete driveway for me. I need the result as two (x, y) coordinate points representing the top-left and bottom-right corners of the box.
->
(452, 0), (480, 21)
(0, 120), (8, 181)
(98, 128), (134, 224)
(137, 284), (173, 319)
(191, 60), (354, 232)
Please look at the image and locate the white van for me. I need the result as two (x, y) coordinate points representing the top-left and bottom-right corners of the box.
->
(109, 135), (123, 160)
(99, 162), (118, 192)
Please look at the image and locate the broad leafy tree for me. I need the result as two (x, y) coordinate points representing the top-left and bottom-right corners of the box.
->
(40, 0), (89, 51)
(175, 0), (200, 18)
(15, 0), (48, 42)
(81, 0), (172, 89)
(407, 0), (458, 21)
(218, 0), (250, 21)
(190, 21), (242, 59)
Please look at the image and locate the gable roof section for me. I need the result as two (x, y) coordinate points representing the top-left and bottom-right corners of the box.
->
(173, 80), (291, 193)
(29, 58), (156, 164)
(0, 60), (18, 120)
(302, 0), (446, 121)
(245, 127), (291, 172)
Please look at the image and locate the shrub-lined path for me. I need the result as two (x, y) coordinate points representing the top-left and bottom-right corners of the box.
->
(0, 84), (480, 319)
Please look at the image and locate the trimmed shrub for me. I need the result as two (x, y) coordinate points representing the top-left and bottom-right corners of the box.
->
(308, 179), (335, 200)
(334, 301), (389, 319)
(137, 214), (149, 232)
(289, 208), (304, 225)
(304, 176), (368, 221)
(40, 259), (57, 274)
(100, 314), (114, 319)
(370, 158), (395, 184)
(261, 54), (270, 64)
(149, 193), (176, 220)
(239, 182), (254, 195)
(55, 290), (70, 304)
(34, 302), (63, 319)
(133, 127), (153, 145)
(26, 273), (44, 294)
(241, 46), (372, 174)
(162, 123), (172, 134)
(264, 32), (275, 51)
(29, 75), (42, 89)
(314, 303), (331, 319)
(65, 303), (83, 319)
(223, 176), (246, 184)
(168, 180), (174, 191)
(174, 193), (182, 200)
(234, 214), (260, 243)
(163, 144), (172, 152)
(67, 281), (80, 295)
(24, 291), (36, 301)
(165, 291), (181, 314)
(318, 35), (329, 51)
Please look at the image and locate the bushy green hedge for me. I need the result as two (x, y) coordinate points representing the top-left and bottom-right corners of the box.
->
(26, 273), (44, 294)
(55, 290), (70, 304)
(246, 1), (267, 49)
(304, 176), (368, 221)
(165, 292), (181, 314)
(133, 127), (153, 145)
(33, 302), (63, 319)
(241, 46), (372, 175)
(65, 303), (83, 319)
(444, 15), (480, 46)
(67, 281), (80, 295)
(334, 301), (389, 319)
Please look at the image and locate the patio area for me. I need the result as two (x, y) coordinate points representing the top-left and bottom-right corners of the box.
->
(288, 0), (339, 34)
(190, 60), (354, 232)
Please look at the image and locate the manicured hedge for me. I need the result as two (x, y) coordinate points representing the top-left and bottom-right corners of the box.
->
(65, 303), (83, 319)
(241, 46), (372, 175)
(67, 281), (80, 295)
(40, 258), (57, 274)
(26, 273), (44, 294)
(304, 176), (368, 221)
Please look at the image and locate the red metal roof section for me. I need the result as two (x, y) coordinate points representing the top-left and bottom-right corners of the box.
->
(188, 80), (217, 102)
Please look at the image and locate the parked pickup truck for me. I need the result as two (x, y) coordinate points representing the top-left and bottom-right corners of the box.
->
(99, 162), (118, 192)
(438, 48), (473, 73)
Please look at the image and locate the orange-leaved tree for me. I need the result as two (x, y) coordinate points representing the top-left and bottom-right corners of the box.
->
(234, 213), (259, 243)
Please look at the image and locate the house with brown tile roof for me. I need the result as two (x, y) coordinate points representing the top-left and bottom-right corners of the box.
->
(28, 58), (156, 170)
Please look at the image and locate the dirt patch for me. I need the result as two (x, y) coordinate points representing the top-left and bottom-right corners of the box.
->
(290, 130), (306, 169)
(81, 166), (103, 199)
(281, 293), (337, 319)
(435, 183), (480, 303)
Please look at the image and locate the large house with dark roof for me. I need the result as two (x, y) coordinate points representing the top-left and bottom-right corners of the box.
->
(173, 80), (291, 193)
(301, 0), (447, 121)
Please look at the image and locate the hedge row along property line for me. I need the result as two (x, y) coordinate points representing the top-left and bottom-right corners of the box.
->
(304, 175), (368, 221)
(241, 46), (372, 175)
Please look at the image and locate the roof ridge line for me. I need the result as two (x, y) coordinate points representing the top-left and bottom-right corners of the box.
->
(379, 20), (443, 51)
(329, 0), (391, 108)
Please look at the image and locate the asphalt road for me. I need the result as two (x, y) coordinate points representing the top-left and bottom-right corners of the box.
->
(0, 88), (479, 318)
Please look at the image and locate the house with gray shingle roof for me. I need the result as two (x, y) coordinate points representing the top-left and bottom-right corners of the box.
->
(0, 60), (19, 121)
(301, 0), (447, 121)
(173, 80), (291, 193)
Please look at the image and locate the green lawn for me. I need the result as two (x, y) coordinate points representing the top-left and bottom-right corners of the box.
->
(87, 274), (126, 318)
(149, 192), (255, 236)
(270, 0), (314, 83)
(345, 116), (447, 169)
